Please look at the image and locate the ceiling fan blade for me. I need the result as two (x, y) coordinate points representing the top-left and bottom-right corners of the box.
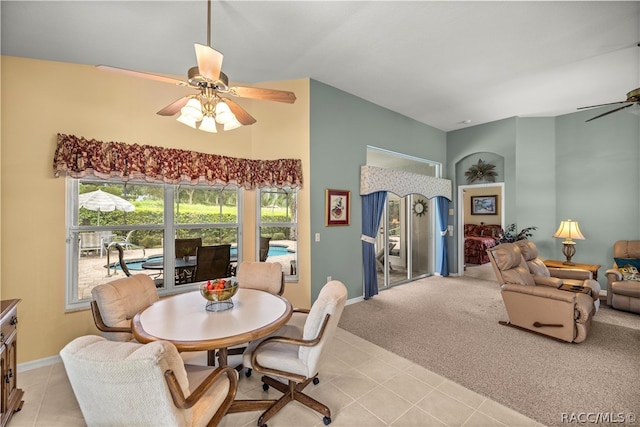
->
(97, 65), (188, 87)
(224, 98), (257, 125)
(194, 43), (223, 82)
(586, 103), (634, 122)
(230, 86), (297, 104)
(577, 100), (628, 110)
(157, 96), (191, 116)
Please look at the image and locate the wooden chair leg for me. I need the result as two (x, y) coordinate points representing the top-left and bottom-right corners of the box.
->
(258, 384), (294, 427)
(258, 376), (331, 424)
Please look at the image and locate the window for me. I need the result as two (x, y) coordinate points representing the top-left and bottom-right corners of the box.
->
(66, 179), (241, 310)
(257, 187), (298, 280)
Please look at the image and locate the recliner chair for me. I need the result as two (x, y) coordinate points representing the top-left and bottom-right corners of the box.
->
(606, 240), (640, 314)
(487, 243), (596, 343)
(516, 240), (601, 310)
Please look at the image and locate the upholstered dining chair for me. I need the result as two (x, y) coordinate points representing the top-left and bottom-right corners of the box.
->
(236, 261), (284, 295)
(242, 280), (348, 426)
(90, 274), (159, 342)
(60, 335), (238, 427)
(194, 245), (232, 282)
(226, 261), (285, 371)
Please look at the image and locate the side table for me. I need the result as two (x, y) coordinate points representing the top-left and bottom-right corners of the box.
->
(543, 259), (601, 281)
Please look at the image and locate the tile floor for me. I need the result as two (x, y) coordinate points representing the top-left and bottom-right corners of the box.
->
(11, 328), (543, 427)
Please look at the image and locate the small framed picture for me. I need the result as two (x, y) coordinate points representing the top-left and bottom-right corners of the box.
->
(471, 195), (497, 215)
(325, 189), (350, 226)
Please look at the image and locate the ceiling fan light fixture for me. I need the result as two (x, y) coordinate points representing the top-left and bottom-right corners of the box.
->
(176, 113), (197, 129)
(214, 100), (235, 125)
(223, 117), (242, 131)
(199, 115), (218, 133)
(180, 98), (204, 122)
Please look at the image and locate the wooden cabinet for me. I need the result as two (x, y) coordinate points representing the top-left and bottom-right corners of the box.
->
(0, 300), (24, 427)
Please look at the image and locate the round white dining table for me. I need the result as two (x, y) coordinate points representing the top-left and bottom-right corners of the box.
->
(132, 287), (292, 366)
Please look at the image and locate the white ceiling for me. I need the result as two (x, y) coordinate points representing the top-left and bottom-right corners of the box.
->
(2, 1), (639, 131)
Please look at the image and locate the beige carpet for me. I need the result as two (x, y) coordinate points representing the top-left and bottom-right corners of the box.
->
(339, 271), (640, 427)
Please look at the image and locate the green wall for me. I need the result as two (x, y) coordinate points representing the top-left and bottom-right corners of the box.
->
(446, 108), (639, 290)
(309, 80), (446, 301)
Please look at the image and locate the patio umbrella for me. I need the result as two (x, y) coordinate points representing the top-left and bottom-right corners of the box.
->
(79, 189), (135, 225)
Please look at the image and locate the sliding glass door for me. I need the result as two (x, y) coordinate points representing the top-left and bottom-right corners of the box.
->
(376, 193), (431, 290)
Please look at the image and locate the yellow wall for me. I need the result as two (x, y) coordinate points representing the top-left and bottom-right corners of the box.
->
(463, 186), (502, 226)
(0, 56), (311, 364)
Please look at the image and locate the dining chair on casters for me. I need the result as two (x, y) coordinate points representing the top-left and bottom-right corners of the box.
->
(225, 261), (285, 372)
(60, 335), (238, 427)
(242, 280), (348, 427)
(90, 273), (160, 342)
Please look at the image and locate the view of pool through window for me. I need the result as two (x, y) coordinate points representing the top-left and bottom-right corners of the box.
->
(112, 244), (295, 271)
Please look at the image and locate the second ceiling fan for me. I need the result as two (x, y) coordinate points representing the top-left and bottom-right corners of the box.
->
(578, 87), (640, 122)
(98, 0), (295, 132)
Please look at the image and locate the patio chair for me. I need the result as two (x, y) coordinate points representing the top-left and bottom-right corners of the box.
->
(259, 236), (271, 262)
(109, 230), (146, 257)
(176, 238), (202, 283)
(193, 245), (232, 282)
(79, 232), (102, 257)
(112, 243), (163, 288)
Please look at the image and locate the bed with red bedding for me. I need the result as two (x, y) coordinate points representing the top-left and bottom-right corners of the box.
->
(464, 224), (501, 265)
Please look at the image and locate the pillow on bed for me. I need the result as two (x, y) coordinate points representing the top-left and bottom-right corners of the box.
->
(464, 225), (480, 236)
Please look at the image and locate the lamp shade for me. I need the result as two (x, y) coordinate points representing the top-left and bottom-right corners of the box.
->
(198, 115), (218, 133)
(214, 101), (235, 124)
(552, 219), (585, 242)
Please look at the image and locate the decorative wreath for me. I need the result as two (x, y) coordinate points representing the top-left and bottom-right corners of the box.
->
(412, 199), (427, 216)
(465, 159), (497, 184)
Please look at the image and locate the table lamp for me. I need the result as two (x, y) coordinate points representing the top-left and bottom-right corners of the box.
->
(552, 219), (585, 265)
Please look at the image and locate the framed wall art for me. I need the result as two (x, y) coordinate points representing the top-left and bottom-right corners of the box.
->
(471, 195), (497, 215)
(325, 189), (350, 226)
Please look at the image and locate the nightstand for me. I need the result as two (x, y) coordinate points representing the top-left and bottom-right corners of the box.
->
(543, 259), (601, 281)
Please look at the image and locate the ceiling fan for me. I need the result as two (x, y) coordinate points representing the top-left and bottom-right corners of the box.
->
(578, 87), (640, 122)
(97, 0), (295, 132)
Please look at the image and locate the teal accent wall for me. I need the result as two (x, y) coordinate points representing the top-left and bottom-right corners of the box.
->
(309, 80), (446, 301)
(555, 108), (639, 282)
(447, 118), (518, 269)
(446, 109), (639, 290)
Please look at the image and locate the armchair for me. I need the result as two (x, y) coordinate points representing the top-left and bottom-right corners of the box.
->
(487, 243), (596, 343)
(516, 240), (601, 310)
(606, 240), (640, 314)
(60, 335), (238, 427)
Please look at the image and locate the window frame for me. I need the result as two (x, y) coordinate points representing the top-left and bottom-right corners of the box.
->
(65, 178), (242, 310)
(257, 187), (298, 282)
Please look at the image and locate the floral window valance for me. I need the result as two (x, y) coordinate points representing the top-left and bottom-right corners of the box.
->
(53, 133), (302, 189)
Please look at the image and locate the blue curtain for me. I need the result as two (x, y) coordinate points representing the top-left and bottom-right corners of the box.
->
(361, 191), (387, 299)
(435, 196), (450, 276)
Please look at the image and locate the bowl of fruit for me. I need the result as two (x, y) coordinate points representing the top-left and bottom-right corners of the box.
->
(200, 278), (239, 311)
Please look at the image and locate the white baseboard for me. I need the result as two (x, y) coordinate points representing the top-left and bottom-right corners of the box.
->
(18, 354), (61, 373)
